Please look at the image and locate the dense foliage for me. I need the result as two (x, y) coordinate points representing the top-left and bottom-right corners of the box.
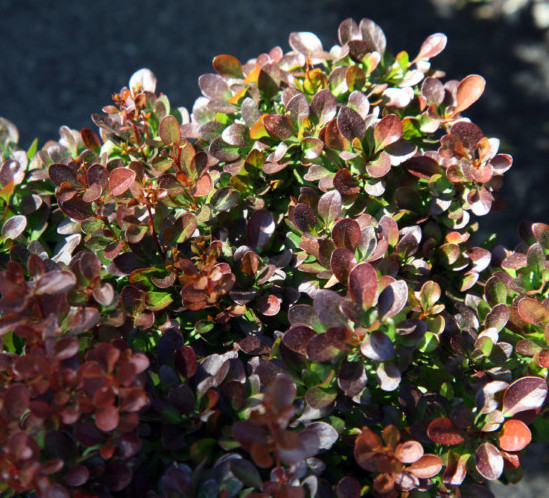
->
(1, 17), (549, 498)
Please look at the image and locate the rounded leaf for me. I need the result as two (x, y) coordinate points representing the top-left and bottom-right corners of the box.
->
(283, 325), (316, 355)
(475, 442), (503, 480)
(502, 376), (548, 417)
(408, 454), (443, 479)
(109, 168), (136, 196)
(159, 115), (181, 145)
(2, 215), (27, 239)
(427, 417), (464, 445)
(213, 54), (243, 78)
(289, 31), (323, 55)
(247, 210), (275, 251)
(498, 419), (531, 452)
(454, 75), (486, 115)
(417, 33), (447, 60)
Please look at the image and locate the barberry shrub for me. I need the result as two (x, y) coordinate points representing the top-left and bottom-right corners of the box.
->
(0, 17), (548, 498)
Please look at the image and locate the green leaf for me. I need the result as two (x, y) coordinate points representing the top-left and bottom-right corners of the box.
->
(145, 291), (173, 311)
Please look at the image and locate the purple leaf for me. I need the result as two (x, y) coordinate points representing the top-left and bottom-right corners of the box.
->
(337, 106), (366, 141)
(2, 215), (26, 239)
(475, 442), (503, 480)
(502, 377), (548, 417)
(378, 280), (408, 319)
(360, 331), (394, 361)
(330, 248), (357, 283)
(348, 262), (378, 309)
(247, 210), (275, 251)
(314, 290), (347, 327)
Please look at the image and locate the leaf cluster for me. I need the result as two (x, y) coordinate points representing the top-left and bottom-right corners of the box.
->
(0, 17), (547, 498)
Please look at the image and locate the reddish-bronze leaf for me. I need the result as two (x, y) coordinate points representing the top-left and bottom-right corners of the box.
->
(498, 419), (532, 452)
(109, 168), (136, 196)
(212, 54), (243, 78)
(408, 454), (443, 479)
(427, 417), (465, 445)
(454, 74), (486, 115)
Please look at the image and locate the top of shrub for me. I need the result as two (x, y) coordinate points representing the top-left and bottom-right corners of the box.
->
(0, 17), (547, 498)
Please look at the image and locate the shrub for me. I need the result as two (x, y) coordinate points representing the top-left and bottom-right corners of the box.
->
(0, 17), (548, 498)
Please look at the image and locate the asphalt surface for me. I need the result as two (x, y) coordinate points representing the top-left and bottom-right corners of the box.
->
(1, 0), (549, 495)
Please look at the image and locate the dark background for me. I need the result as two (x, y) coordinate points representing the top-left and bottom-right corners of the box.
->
(1, 0), (549, 493)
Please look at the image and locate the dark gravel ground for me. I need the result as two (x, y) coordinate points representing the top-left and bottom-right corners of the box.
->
(2, 0), (549, 495)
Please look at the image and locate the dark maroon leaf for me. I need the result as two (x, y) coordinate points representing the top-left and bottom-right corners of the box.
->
(4, 384), (29, 419)
(327, 326), (355, 351)
(332, 218), (361, 250)
(264, 115), (295, 140)
(338, 360), (367, 396)
(360, 331), (394, 361)
(330, 248), (356, 283)
(49, 163), (78, 186)
(475, 442), (503, 480)
(59, 196), (94, 221)
(74, 423), (104, 447)
(35, 270), (76, 295)
(65, 465), (90, 487)
(314, 290), (346, 327)
(348, 262), (378, 309)
(174, 346), (197, 378)
(293, 203), (317, 232)
(333, 169), (360, 196)
(378, 280), (408, 319)
(307, 333), (340, 362)
(502, 376), (548, 417)
(283, 325), (316, 355)
(247, 209), (275, 251)
(337, 106), (366, 141)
